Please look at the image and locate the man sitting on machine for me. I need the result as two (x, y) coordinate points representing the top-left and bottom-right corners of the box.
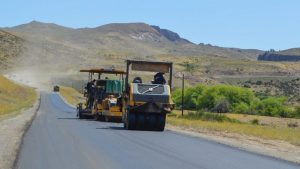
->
(152, 72), (166, 84)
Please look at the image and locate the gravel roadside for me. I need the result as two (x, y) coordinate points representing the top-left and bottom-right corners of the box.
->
(0, 92), (40, 169)
(166, 125), (300, 165)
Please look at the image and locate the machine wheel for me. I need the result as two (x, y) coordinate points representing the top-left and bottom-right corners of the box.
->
(78, 111), (83, 119)
(156, 114), (166, 131)
(147, 114), (156, 130)
(95, 114), (105, 121)
(126, 112), (136, 130)
(105, 116), (110, 122)
(94, 114), (99, 121)
(136, 113), (145, 130)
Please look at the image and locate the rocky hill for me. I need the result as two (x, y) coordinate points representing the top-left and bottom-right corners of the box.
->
(258, 49), (300, 61)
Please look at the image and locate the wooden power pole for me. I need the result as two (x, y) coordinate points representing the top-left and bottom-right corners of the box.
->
(181, 73), (184, 116)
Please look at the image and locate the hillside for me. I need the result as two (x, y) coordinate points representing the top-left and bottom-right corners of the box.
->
(2, 21), (300, 91)
(5, 21), (262, 61)
(0, 30), (24, 72)
(0, 75), (36, 117)
(258, 48), (300, 61)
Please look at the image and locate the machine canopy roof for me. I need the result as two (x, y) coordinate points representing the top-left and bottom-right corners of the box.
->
(127, 60), (172, 73)
(80, 68), (126, 74)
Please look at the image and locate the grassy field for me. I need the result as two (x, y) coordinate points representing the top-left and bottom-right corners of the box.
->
(0, 75), (36, 118)
(59, 86), (85, 106)
(168, 110), (300, 146)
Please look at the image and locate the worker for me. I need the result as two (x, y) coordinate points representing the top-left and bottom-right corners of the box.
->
(86, 79), (96, 96)
(88, 80), (96, 109)
(132, 77), (142, 83)
(153, 72), (166, 84)
(86, 79), (95, 108)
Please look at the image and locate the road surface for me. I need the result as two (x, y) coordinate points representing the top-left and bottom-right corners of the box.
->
(16, 92), (300, 169)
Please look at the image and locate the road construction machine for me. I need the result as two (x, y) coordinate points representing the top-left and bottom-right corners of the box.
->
(123, 60), (174, 131)
(77, 68), (126, 122)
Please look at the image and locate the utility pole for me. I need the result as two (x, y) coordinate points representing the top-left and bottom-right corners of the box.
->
(181, 73), (184, 116)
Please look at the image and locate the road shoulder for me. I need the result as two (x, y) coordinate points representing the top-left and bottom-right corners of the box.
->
(0, 92), (40, 169)
(166, 124), (300, 164)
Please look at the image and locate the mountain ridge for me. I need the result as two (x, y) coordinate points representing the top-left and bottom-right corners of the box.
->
(3, 21), (265, 60)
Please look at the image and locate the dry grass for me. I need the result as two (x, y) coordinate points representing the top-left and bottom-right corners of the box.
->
(226, 113), (300, 129)
(168, 110), (300, 146)
(59, 86), (85, 106)
(0, 75), (36, 118)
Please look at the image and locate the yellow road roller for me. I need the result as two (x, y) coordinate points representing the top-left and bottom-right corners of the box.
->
(123, 60), (174, 131)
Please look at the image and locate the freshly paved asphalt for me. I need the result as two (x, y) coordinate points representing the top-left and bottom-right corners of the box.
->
(16, 92), (300, 169)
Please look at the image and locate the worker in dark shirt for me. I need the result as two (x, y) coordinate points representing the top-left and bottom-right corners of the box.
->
(153, 72), (166, 84)
(86, 79), (96, 96)
(86, 79), (96, 109)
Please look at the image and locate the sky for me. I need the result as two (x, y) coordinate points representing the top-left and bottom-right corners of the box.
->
(1, 0), (300, 50)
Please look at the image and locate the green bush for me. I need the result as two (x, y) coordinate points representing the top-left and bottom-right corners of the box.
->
(233, 102), (249, 114)
(172, 85), (206, 110)
(172, 84), (290, 118)
(292, 106), (300, 118)
(212, 98), (230, 113)
(255, 97), (287, 117)
(197, 85), (254, 113)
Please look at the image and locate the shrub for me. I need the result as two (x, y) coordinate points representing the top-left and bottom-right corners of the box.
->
(294, 106), (300, 118)
(256, 80), (262, 85)
(255, 97), (287, 117)
(197, 85), (254, 113)
(172, 84), (289, 118)
(212, 98), (230, 113)
(233, 102), (249, 114)
(250, 119), (259, 125)
(172, 85), (206, 110)
(287, 122), (298, 128)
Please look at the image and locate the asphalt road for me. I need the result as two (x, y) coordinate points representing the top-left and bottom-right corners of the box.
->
(16, 92), (300, 169)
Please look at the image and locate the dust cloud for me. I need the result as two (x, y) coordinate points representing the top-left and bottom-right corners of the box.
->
(4, 39), (86, 90)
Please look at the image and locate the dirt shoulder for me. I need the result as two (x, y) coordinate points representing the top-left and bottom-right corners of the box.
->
(0, 92), (40, 169)
(166, 124), (300, 164)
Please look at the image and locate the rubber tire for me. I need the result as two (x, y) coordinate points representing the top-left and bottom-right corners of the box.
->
(78, 111), (83, 119)
(99, 115), (105, 121)
(105, 116), (110, 122)
(136, 114), (145, 130)
(147, 114), (156, 131)
(126, 112), (136, 130)
(94, 114), (99, 121)
(156, 114), (166, 131)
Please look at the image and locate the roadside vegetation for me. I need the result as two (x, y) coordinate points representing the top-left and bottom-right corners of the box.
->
(167, 111), (300, 146)
(0, 75), (36, 118)
(59, 86), (85, 106)
(170, 84), (300, 145)
(172, 84), (300, 118)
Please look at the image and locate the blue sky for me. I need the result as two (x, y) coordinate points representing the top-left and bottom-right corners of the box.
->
(1, 0), (300, 50)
